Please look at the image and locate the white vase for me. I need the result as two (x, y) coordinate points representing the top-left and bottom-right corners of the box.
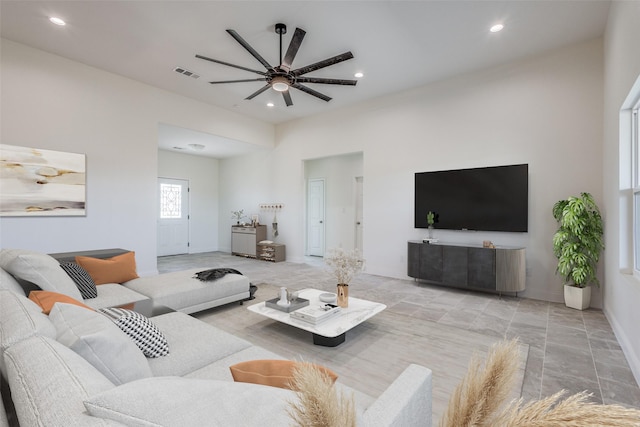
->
(564, 285), (591, 310)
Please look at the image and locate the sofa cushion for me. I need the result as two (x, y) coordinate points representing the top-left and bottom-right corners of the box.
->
(4, 335), (116, 427)
(28, 290), (94, 314)
(123, 268), (249, 313)
(84, 376), (295, 427)
(145, 312), (253, 377)
(76, 252), (139, 285)
(2, 249), (83, 300)
(50, 303), (153, 385)
(0, 290), (57, 378)
(98, 308), (169, 358)
(230, 360), (338, 390)
(0, 267), (25, 295)
(82, 283), (149, 310)
(60, 262), (98, 299)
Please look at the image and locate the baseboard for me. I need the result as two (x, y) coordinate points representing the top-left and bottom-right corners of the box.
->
(605, 308), (640, 387)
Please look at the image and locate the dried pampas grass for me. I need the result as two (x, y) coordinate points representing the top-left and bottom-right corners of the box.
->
(494, 390), (640, 426)
(440, 338), (520, 427)
(287, 362), (356, 427)
(441, 338), (640, 427)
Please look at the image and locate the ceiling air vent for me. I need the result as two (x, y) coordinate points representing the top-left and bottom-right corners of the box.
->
(174, 67), (200, 79)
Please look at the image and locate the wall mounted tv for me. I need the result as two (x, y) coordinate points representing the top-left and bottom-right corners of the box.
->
(414, 164), (528, 232)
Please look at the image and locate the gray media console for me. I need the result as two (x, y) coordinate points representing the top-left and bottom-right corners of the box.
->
(407, 241), (525, 294)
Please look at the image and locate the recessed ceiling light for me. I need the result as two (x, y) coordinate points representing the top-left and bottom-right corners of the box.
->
(354, 72), (364, 78)
(266, 102), (275, 108)
(490, 23), (504, 33)
(49, 16), (66, 26)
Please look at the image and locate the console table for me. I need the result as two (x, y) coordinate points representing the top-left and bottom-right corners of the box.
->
(407, 241), (525, 294)
(231, 225), (266, 258)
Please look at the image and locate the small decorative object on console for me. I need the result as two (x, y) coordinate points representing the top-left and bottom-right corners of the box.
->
(482, 240), (495, 248)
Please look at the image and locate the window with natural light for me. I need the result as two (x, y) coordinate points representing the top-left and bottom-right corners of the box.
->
(160, 183), (182, 219)
(633, 105), (640, 272)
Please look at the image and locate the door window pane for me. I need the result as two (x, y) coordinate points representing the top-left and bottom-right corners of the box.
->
(160, 183), (182, 218)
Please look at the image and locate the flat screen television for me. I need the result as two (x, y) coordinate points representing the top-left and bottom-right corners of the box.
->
(414, 164), (528, 232)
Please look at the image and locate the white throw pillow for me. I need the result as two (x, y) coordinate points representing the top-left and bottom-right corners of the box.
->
(49, 303), (152, 385)
(84, 377), (295, 427)
(4, 250), (82, 300)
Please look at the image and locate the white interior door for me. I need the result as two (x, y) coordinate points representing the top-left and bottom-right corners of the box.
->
(355, 176), (363, 252)
(307, 178), (325, 256)
(157, 178), (189, 256)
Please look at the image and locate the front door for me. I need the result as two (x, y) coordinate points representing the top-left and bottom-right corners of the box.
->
(157, 178), (189, 256)
(307, 178), (325, 256)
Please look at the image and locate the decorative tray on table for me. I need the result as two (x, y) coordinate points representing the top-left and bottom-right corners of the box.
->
(265, 297), (309, 313)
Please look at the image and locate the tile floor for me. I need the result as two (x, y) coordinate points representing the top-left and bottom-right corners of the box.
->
(158, 251), (640, 409)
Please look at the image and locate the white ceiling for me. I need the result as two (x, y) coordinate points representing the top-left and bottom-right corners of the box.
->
(0, 1), (611, 157)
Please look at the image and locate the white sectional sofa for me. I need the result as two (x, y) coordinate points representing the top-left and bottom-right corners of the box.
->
(0, 248), (433, 426)
(0, 287), (433, 426)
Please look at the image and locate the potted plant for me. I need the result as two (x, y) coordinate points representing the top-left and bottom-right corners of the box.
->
(552, 192), (604, 310)
(231, 209), (245, 225)
(426, 211), (438, 239)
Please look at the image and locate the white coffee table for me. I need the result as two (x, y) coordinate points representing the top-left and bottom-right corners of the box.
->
(247, 288), (386, 346)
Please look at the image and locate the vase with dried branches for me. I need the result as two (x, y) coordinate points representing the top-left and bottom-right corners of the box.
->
(324, 248), (364, 308)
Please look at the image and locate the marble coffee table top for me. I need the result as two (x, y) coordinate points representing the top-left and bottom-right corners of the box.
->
(247, 288), (386, 338)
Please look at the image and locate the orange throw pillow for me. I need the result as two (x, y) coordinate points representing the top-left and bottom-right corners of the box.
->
(75, 252), (139, 285)
(229, 360), (338, 390)
(28, 291), (94, 315)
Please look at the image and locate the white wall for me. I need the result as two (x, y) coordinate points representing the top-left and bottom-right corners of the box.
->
(0, 39), (274, 275)
(218, 149), (274, 253)
(220, 39), (604, 305)
(304, 153), (363, 253)
(158, 150), (219, 254)
(602, 1), (640, 385)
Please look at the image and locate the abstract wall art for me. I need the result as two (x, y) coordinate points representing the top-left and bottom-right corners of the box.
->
(0, 144), (86, 216)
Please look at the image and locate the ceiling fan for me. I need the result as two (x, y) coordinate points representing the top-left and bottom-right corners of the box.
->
(196, 23), (357, 107)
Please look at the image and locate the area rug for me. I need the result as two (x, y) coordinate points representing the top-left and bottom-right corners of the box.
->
(194, 282), (529, 425)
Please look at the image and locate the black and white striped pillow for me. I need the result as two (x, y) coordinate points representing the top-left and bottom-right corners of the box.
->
(60, 262), (98, 299)
(98, 308), (169, 358)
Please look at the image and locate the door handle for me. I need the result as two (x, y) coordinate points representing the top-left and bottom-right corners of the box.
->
(356, 222), (361, 225)
(319, 220), (323, 224)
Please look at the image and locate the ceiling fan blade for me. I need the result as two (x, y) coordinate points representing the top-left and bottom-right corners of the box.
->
(292, 83), (332, 102)
(208, 78), (267, 84)
(282, 90), (293, 107)
(226, 29), (272, 70)
(245, 84), (271, 100)
(280, 28), (306, 73)
(196, 54), (267, 76)
(292, 51), (354, 76)
(296, 77), (357, 86)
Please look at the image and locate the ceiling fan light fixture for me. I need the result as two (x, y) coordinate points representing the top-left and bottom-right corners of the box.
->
(271, 76), (290, 92)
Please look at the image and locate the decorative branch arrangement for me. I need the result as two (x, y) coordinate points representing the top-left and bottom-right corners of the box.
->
(324, 248), (364, 284)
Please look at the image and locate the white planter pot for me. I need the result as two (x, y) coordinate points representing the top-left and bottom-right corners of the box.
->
(564, 285), (591, 310)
